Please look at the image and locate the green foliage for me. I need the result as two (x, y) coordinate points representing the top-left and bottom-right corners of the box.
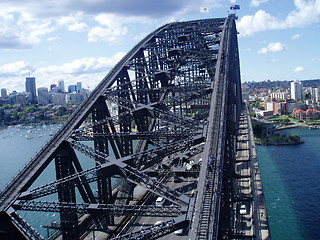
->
(2, 105), (13, 109)
(252, 120), (302, 145)
(253, 123), (264, 138)
(25, 106), (36, 113)
(279, 118), (290, 125)
(56, 106), (67, 116)
(0, 103), (78, 126)
(305, 120), (320, 125)
(305, 92), (311, 99)
(251, 100), (264, 110)
(289, 134), (300, 142)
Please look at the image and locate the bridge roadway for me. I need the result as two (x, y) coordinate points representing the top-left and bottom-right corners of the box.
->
(0, 15), (270, 240)
(233, 105), (270, 239)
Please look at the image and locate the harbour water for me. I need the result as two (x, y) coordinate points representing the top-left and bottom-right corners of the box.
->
(0, 124), (320, 239)
(257, 127), (320, 240)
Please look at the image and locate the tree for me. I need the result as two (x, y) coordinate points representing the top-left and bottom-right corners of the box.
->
(253, 123), (264, 138)
(305, 92), (311, 100)
(289, 134), (300, 142)
(57, 106), (67, 116)
(25, 106), (36, 113)
(280, 118), (290, 125)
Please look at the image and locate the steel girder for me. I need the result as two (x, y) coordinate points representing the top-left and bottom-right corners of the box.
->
(0, 15), (242, 240)
(13, 201), (186, 217)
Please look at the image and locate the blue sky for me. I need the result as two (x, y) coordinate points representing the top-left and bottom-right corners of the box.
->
(0, 0), (319, 93)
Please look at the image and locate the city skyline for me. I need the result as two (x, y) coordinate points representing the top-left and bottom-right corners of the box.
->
(1, 78), (84, 95)
(0, 0), (319, 92)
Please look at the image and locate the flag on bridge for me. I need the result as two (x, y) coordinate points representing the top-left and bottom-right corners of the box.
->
(230, 4), (240, 10)
(200, 7), (209, 13)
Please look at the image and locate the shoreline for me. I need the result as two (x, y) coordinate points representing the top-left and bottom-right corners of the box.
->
(255, 122), (306, 146)
(0, 121), (63, 131)
(256, 140), (304, 146)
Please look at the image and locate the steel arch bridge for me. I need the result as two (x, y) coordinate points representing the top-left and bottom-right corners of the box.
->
(0, 15), (242, 240)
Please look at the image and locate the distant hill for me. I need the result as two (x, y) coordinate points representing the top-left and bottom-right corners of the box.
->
(244, 79), (320, 89)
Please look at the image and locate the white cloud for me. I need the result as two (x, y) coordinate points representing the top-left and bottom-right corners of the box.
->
(258, 42), (287, 54)
(47, 36), (58, 41)
(237, 10), (283, 36)
(238, 0), (320, 36)
(35, 52), (127, 90)
(37, 52), (126, 76)
(85, 13), (155, 43)
(95, 13), (152, 28)
(294, 66), (305, 72)
(57, 14), (89, 32)
(0, 61), (35, 77)
(0, 53), (127, 91)
(292, 34), (301, 40)
(88, 26), (128, 43)
(57, 15), (81, 26)
(250, 0), (269, 7)
(0, 11), (55, 49)
(0, 0), (221, 20)
(0, 1), (225, 48)
(68, 22), (88, 32)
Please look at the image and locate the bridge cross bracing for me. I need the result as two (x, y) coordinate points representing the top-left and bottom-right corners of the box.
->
(0, 15), (243, 240)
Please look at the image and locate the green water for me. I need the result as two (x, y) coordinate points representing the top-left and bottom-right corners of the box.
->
(257, 127), (320, 240)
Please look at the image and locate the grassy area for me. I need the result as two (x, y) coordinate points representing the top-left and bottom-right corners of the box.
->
(268, 115), (320, 125)
(305, 120), (320, 125)
(267, 115), (289, 121)
(267, 115), (301, 123)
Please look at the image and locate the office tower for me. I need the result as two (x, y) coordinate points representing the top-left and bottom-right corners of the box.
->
(15, 92), (28, 105)
(1, 88), (7, 98)
(37, 87), (50, 105)
(68, 85), (76, 93)
(76, 82), (82, 93)
(50, 84), (58, 92)
(25, 77), (37, 103)
(290, 80), (303, 100)
(311, 87), (319, 103)
(52, 93), (66, 105)
(58, 80), (65, 92)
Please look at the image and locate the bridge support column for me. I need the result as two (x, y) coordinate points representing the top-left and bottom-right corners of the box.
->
(92, 98), (115, 226)
(55, 143), (79, 240)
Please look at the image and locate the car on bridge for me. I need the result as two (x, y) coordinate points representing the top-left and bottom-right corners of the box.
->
(239, 204), (247, 215)
(155, 197), (165, 206)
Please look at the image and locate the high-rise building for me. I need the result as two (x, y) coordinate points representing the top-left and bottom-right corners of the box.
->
(1, 88), (7, 98)
(15, 92), (28, 105)
(58, 80), (65, 93)
(311, 87), (320, 103)
(290, 80), (303, 101)
(52, 93), (67, 105)
(76, 82), (82, 93)
(66, 93), (82, 103)
(68, 85), (76, 93)
(25, 77), (37, 103)
(50, 84), (58, 92)
(37, 87), (50, 105)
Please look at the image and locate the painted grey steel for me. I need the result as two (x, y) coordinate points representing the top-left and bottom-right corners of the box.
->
(0, 15), (243, 240)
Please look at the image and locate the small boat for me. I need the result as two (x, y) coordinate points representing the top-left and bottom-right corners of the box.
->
(25, 135), (33, 139)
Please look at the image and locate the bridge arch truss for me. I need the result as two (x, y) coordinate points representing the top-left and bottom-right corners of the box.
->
(0, 15), (242, 240)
